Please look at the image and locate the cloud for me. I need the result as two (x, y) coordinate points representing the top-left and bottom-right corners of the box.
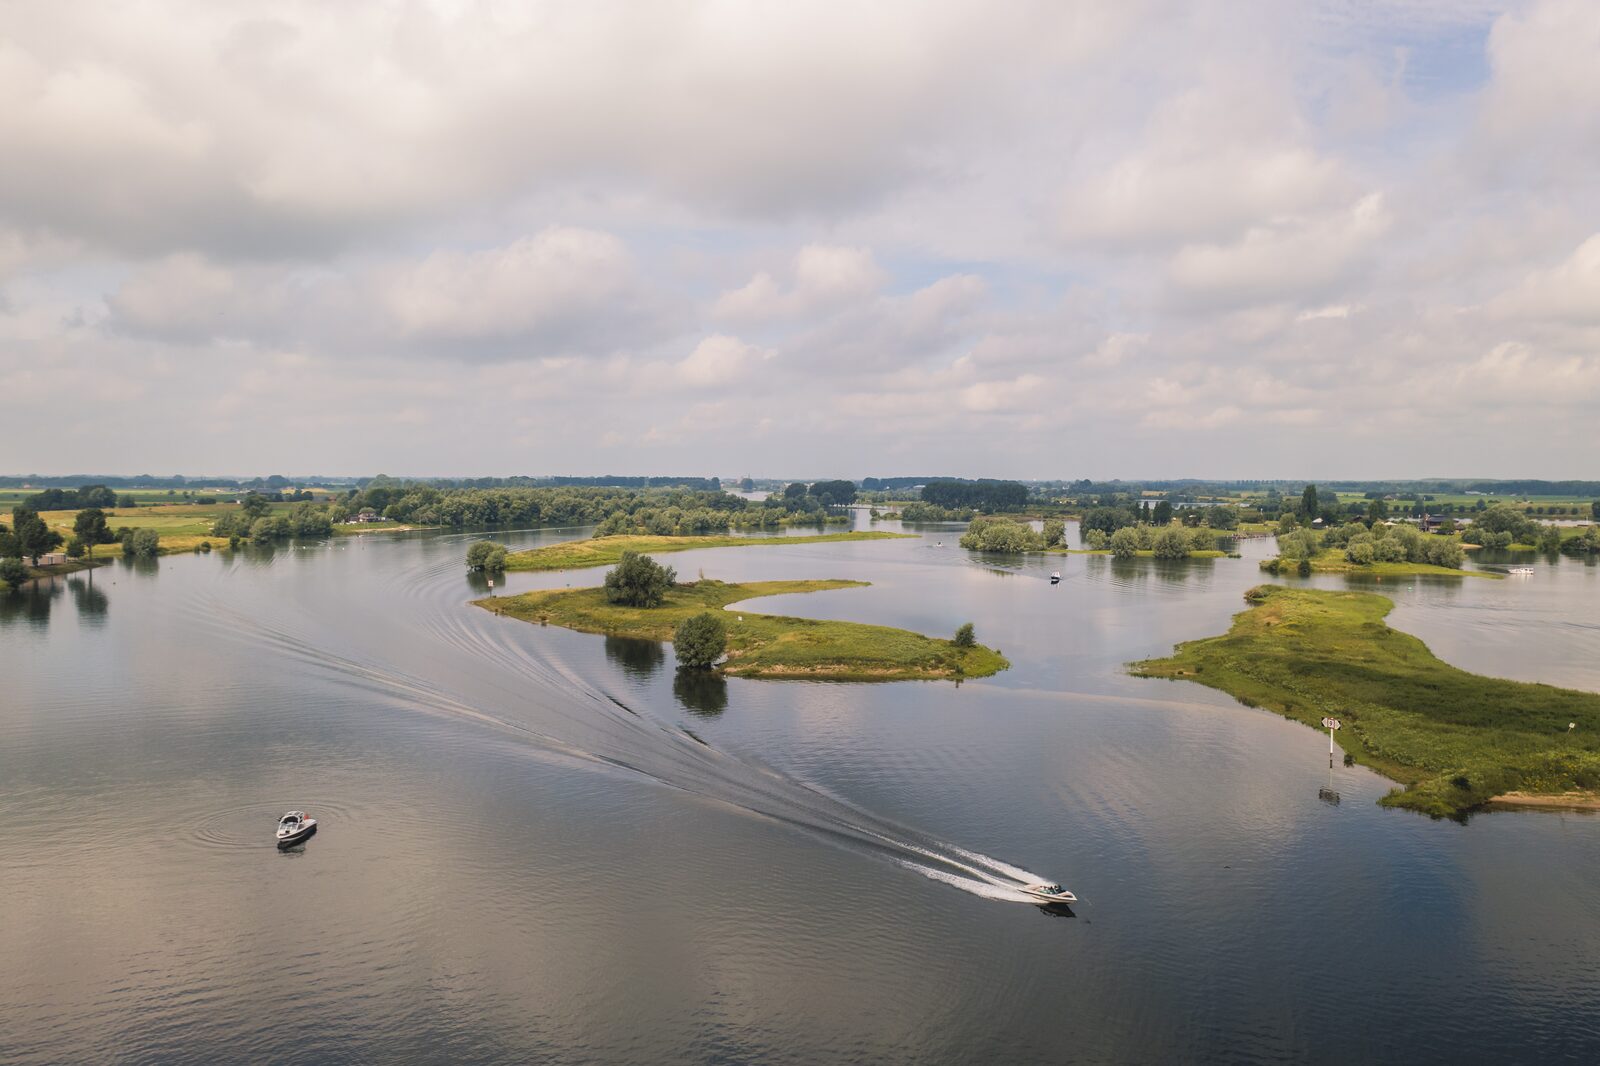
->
(676, 334), (775, 386)
(713, 245), (886, 322)
(1489, 233), (1600, 326)
(381, 227), (665, 353)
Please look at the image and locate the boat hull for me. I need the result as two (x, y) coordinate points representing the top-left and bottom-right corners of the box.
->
(276, 822), (318, 847)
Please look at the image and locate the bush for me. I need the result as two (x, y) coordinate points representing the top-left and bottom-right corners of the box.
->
(1041, 518), (1065, 547)
(129, 528), (160, 558)
(466, 541), (509, 571)
(959, 516), (1045, 552)
(673, 611), (727, 669)
(1083, 528), (1109, 550)
(1151, 527), (1190, 559)
(1297, 558), (1312, 577)
(0, 556), (27, 589)
(604, 551), (676, 607)
(953, 622), (976, 648)
(1109, 527), (1140, 558)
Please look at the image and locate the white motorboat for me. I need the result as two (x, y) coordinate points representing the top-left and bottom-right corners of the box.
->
(1508, 567), (1534, 575)
(1021, 882), (1076, 905)
(276, 810), (317, 846)
(1050, 571), (1061, 584)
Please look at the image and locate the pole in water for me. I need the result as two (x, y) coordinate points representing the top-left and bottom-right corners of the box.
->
(1320, 717), (1342, 769)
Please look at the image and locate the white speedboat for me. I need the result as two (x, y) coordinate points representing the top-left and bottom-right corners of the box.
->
(276, 810), (317, 847)
(1021, 882), (1076, 905)
(1508, 567), (1534, 575)
(1050, 571), (1061, 584)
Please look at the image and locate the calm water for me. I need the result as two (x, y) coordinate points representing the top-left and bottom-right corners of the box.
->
(4, 522), (1600, 1064)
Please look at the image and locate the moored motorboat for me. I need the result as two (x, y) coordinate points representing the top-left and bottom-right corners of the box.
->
(1021, 882), (1076, 905)
(276, 810), (317, 846)
(1508, 567), (1534, 575)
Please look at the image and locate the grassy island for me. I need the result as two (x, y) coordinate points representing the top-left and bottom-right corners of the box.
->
(1130, 585), (1600, 817)
(502, 531), (914, 572)
(478, 578), (1008, 680)
(1261, 548), (1498, 579)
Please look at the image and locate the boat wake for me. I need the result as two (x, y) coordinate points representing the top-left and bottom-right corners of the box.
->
(185, 545), (1060, 905)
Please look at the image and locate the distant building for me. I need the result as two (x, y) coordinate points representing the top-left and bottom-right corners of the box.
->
(353, 509), (382, 523)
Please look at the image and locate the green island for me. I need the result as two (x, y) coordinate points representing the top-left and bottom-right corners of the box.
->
(1261, 547), (1498, 579)
(1131, 585), (1600, 817)
(502, 531), (914, 572)
(478, 578), (1008, 681)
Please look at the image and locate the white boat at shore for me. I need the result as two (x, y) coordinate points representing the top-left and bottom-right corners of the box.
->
(1508, 567), (1534, 575)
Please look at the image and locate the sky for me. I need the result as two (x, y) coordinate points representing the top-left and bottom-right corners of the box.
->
(4, 0), (1597, 481)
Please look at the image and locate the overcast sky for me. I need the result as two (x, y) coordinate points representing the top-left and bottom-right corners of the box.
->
(5, 0), (1597, 480)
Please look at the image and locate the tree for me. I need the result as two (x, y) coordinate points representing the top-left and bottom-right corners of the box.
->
(1204, 505), (1239, 531)
(118, 494), (137, 508)
(73, 508), (113, 559)
(11, 507), (62, 564)
(0, 556), (28, 589)
(1592, 501), (1599, 521)
(673, 611), (727, 669)
(1109, 527), (1140, 558)
(1041, 518), (1065, 547)
(1151, 527), (1190, 559)
(604, 551), (676, 607)
(739, 477), (755, 492)
(1153, 500), (1174, 525)
(1301, 484), (1319, 519)
(1082, 507), (1131, 535)
(129, 528), (160, 557)
(953, 622), (976, 648)
(810, 479), (857, 507)
(783, 481), (809, 501)
(466, 541), (508, 571)
(1367, 498), (1389, 525)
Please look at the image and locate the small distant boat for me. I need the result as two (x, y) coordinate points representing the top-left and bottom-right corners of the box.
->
(1021, 882), (1076, 905)
(276, 810), (317, 847)
(1050, 571), (1061, 584)
(1508, 567), (1534, 576)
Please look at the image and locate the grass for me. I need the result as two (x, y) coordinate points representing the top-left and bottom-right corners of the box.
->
(479, 578), (1008, 681)
(502, 531), (916, 572)
(1130, 585), (1600, 817)
(1262, 548), (1498, 578)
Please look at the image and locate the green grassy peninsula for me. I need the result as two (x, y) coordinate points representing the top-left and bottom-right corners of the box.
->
(1131, 585), (1600, 817)
(478, 578), (1008, 681)
(502, 531), (914, 572)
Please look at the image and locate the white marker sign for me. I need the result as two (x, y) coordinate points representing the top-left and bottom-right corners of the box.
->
(1321, 717), (1341, 730)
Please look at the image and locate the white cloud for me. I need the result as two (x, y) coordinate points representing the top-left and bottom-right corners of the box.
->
(676, 334), (775, 386)
(1490, 233), (1600, 325)
(713, 245), (886, 322)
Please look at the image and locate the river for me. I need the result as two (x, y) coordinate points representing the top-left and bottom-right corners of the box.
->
(3, 520), (1599, 1063)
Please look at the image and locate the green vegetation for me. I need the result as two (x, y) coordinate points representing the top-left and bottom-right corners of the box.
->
(673, 611), (727, 669)
(953, 622), (976, 648)
(960, 517), (1047, 552)
(603, 551), (677, 607)
(465, 541), (508, 572)
(898, 501), (975, 522)
(502, 531), (913, 572)
(1264, 519), (1471, 575)
(1132, 585), (1600, 817)
(481, 579), (1008, 680)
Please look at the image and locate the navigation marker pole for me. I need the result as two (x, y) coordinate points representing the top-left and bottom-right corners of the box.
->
(1321, 717), (1342, 769)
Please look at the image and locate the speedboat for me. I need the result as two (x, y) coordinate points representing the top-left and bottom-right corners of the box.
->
(1021, 882), (1076, 905)
(276, 810), (317, 847)
(1508, 567), (1534, 575)
(1050, 571), (1061, 584)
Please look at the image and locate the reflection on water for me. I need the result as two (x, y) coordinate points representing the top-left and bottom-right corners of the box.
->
(672, 668), (728, 717)
(67, 575), (109, 623)
(606, 634), (666, 679)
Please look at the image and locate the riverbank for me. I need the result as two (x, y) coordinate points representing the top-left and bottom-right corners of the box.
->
(477, 578), (1008, 680)
(502, 531), (914, 572)
(1130, 585), (1600, 817)
(1053, 548), (1231, 559)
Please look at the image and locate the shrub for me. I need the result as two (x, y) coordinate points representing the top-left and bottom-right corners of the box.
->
(129, 528), (160, 558)
(604, 551), (676, 607)
(959, 517), (1044, 552)
(953, 622), (976, 648)
(0, 556), (27, 589)
(1083, 528), (1109, 550)
(1297, 558), (1312, 577)
(1041, 518), (1066, 547)
(1151, 527), (1190, 559)
(1109, 527), (1140, 558)
(466, 541), (509, 571)
(673, 611), (727, 669)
